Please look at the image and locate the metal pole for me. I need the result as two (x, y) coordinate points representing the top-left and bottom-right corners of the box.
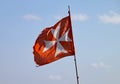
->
(68, 5), (80, 84)
(74, 55), (79, 84)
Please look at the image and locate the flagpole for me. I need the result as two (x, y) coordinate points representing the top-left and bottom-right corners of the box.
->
(68, 5), (80, 84)
(73, 55), (79, 84)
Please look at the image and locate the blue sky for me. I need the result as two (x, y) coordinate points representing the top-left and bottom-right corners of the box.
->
(0, 0), (120, 84)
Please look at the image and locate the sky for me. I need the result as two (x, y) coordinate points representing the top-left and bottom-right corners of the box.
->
(0, 0), (120, 84)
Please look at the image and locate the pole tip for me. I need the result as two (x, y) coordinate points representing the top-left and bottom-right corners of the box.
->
(68, 5), (70, 14)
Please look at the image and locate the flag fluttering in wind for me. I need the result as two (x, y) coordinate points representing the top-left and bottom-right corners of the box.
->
(33, 15), (75, 66)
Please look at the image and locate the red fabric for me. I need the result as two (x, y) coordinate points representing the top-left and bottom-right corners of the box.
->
(33, 16), (75, 66)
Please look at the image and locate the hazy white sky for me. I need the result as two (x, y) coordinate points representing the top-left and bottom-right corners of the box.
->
(0, 0), (120, 84)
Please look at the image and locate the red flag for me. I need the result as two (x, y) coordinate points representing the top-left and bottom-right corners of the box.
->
(33, 15), (75, 66)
